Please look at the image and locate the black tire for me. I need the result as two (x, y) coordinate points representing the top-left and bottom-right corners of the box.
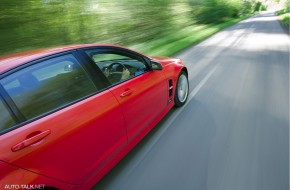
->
(174, 70), (189, 107)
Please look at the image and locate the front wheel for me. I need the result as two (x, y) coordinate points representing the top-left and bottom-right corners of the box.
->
(174, 70), (189, 107)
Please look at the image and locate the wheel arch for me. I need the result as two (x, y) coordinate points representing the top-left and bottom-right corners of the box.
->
(181, 67), (188, 77)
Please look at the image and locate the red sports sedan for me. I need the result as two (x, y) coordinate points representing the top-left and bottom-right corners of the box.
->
(0, 44), (188, 190)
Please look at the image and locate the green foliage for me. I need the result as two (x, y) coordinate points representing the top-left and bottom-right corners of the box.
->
(277, 0), (290, 15)
(0, 0), (254, 56)
(254, 2), (262, 11)
(132, 16), (247, 56)
(278, 12), (290, 26)
(282, 14), (290, 26)
(189, 0), (257, 24)
(0, 0), (190, 55)
(276, 0), (289, 27)
(277, 9), (286, 15)
(254, 1), (267, 11)
(285, 0), (290, 12)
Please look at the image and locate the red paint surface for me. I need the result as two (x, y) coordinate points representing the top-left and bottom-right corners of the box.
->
(0, 44), (187, 190)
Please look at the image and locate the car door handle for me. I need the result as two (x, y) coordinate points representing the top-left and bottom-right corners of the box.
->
(11, 130), (51, 152)
(120, 89), (133, 97)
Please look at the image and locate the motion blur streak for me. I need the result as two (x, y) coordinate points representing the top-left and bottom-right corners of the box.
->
(0, 0), (268, 55)
(93, 11), (289, 190)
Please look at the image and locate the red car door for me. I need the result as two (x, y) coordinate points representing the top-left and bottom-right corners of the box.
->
(109, 71), (167, 142)
(84, 48), (168, 142)
(0, 53), (127, 184)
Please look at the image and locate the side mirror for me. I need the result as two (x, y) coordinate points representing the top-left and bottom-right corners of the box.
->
(150, 60), (163, 71)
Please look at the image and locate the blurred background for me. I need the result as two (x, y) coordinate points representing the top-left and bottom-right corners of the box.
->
(0, 0), (289, 56)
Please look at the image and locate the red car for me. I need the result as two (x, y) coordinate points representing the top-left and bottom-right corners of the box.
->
(0, 44), (188, 190)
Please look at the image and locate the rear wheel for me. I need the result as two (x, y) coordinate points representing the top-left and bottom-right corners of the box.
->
(174, 70), (189, 107)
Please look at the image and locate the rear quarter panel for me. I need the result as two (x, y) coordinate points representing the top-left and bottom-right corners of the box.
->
(0, 161), (74, 190)
(0, 90), (127, 185)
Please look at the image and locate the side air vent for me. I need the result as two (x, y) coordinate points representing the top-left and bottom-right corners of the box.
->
(168, 79), (173, 97)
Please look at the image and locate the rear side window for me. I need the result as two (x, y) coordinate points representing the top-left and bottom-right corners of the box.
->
(0, 98), (16, 132)
(1, 54), (97, 120)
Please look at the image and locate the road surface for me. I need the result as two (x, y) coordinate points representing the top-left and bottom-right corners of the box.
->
(93, 11), (289, 190)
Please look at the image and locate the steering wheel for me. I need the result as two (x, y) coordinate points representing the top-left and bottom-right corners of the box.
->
(107, 62), (127, 83)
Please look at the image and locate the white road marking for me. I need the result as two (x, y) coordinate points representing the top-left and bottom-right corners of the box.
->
(122, 63), (219, 176)
(165, 63), (219, 127)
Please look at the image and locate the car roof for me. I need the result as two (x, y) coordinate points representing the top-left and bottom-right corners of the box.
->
(0, 44), (119, 74)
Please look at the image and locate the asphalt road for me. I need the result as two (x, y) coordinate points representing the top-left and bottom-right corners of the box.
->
(93, 11), (289, 190)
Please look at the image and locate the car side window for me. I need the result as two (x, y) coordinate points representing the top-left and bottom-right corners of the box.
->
(85, 51), (149, 85)
(0, 98), (16, 132)
(0, 54), (97, 120)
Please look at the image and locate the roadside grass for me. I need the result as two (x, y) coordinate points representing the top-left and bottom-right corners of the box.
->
(130, 16), (251, 57)
(0, 15), (252, 57)
(280, 13), (290, 26)
(277, 9), (290, 27)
